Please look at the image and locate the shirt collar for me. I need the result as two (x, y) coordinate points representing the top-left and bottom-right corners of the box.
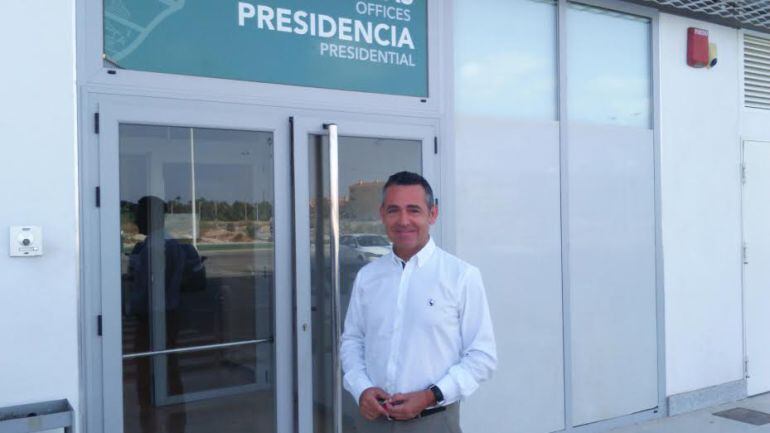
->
(390, 237), (436, 269)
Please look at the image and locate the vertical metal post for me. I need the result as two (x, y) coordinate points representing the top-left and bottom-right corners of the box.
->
(325, 123), (343, 433)
(557, 0), (573, 428)
(190, 128), (198, 249)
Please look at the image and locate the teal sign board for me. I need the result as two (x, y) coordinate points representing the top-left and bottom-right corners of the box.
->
(104, 0), (428, 97)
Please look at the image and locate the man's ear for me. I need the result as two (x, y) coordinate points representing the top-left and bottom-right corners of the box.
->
(429, 204), (439, 224)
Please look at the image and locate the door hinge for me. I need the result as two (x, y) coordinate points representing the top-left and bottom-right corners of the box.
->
(97, 315), (103, 336)
(742, 242), (748, 265)
(94, 112), (100, 134)
(434, 136), (438, 154)
(741, 163), (746, 184)
(95, 187), (101, 208)
(745, 358), (750, 378)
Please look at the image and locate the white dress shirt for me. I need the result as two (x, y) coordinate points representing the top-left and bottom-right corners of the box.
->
(340, 237), (497, 406)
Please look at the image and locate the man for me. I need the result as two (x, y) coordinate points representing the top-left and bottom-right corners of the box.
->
(340, 171), (497, 433)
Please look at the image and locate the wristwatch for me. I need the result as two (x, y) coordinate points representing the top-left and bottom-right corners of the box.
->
(428, 384), (444, 404)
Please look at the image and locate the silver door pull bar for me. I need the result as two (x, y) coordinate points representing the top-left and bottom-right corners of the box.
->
(324, 122), (343, 433)
(123, 338), (272, 359)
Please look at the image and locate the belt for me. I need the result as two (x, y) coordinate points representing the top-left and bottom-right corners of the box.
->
(389, 404), (450, 421)
(418, 405), (447, 418)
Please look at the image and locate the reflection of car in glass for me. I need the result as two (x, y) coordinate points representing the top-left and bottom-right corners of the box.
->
(340, 234), (391, 264)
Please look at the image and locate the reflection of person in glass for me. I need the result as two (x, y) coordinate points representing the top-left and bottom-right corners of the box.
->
(340, 172), (497, 433)
(127, 195), (206, 433)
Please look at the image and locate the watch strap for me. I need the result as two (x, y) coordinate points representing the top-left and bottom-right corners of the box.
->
(428, 384), (444, 404)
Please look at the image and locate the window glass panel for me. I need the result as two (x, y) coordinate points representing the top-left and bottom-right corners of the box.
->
(119, 124), (276, 433)
(455, 0), (558, 120)
(567, 3), (652, 128)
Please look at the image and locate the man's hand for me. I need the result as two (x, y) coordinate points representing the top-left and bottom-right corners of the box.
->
(359, 387), (391, 420)
(384, 390), (436, 420)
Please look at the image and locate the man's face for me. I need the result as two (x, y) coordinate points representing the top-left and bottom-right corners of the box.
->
(380, 184), (438, 259)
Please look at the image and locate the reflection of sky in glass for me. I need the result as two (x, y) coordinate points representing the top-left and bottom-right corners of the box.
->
(455, 0), (557, 120)
(309, 135), (422, 200)
(567, 3), (652, 128)
(163, 163), (260, 203)
(339, 137), (421, 199)
(119, 125), (274, 204)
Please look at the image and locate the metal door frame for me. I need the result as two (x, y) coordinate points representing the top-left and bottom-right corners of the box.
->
(291, 116), (439, 433)
(84, 93), (295, 433)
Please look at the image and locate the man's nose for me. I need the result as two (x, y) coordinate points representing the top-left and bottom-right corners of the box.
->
(396, 211), (410, 225)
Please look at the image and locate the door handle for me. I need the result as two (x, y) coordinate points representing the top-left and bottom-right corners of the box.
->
(324, 123), (343, 433)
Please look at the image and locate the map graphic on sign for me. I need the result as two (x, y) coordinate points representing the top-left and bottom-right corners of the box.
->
(102, 0), (428, 97)
(104, 0), (187, 63)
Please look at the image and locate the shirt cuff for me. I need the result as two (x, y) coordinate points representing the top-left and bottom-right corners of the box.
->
(435, 375), (460, 404)
(435, 365), (480, 404)
(344, 371), (376, 406)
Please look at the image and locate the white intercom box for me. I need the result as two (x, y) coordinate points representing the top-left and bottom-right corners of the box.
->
(9, 226), (43, 257)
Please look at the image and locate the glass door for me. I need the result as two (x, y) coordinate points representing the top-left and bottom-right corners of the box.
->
(98, 99), (293, 433)
(292, 117), (438, 433)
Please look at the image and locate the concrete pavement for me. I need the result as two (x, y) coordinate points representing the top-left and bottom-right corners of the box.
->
(609, 393), (770, 433)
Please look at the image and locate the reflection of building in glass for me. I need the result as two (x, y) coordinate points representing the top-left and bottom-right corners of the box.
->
(345, 180), (384, 221)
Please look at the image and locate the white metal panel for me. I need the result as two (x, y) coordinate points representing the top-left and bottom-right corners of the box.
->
(98, 107), (126, 433)
(291, 116), (317, 433)
(455, 117), (565, 433)
(743, 140), (770, 396)
(568, 123), (658, 426)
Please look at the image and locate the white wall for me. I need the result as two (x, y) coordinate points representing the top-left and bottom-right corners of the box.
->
(742, 110), (770, 142)
(659, 13), (744, 396)
(0, 0), (80, 426)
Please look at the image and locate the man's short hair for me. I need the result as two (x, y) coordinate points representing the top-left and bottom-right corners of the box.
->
(382, 171), (435, 209)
